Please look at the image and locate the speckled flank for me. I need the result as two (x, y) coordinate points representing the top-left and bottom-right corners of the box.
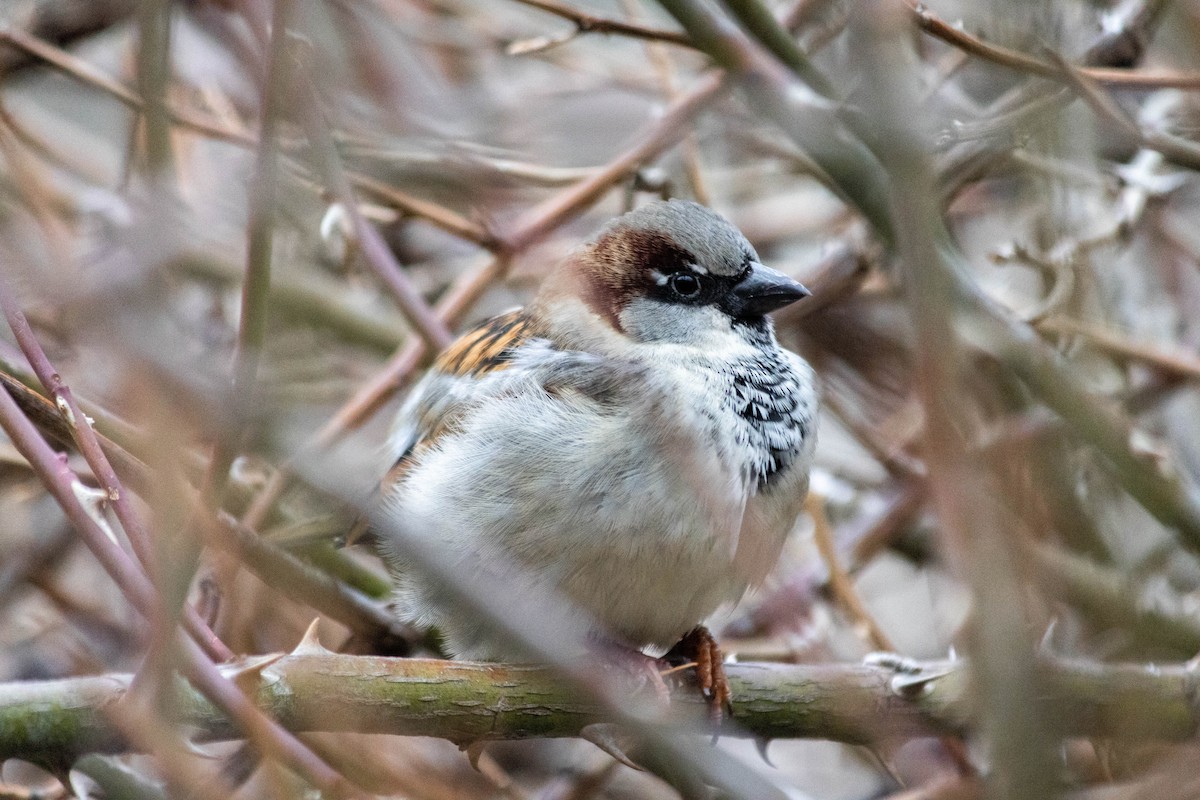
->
(723, 333), (811, 490)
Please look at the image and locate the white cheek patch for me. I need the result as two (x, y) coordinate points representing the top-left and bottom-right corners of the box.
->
(620, 297), (734, 345)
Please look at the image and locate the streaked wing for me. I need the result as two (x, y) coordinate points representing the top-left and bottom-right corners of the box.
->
(385, 309), (540, 486)
(434, 309), (538, 378)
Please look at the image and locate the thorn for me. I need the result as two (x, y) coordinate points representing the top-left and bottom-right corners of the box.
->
(754, 737), (775, 767)
(72, 480), (119, 545)
(182, 740), (229, 760)
(580, 723), (644, 771)
(861, 744), (904, 787)
(463, 740), (488, 772)
(890, 666), (955, 696)
(55, 394), (77, 427)
(866, 651), (957, 696)
(1039, 617), (1059, 652)
(291, 618), (331, 656)
(863, 651), (921, 673)
(219, 653), (286, 693)
(505, 29), (577, 56)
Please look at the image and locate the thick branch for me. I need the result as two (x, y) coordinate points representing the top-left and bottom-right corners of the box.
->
(4, 655), (1200, 767)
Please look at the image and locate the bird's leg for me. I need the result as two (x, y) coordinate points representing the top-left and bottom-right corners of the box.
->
(587, 637), (672, 710)
(663, 625), (731, 724)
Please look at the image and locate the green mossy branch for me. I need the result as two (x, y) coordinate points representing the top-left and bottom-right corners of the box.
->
(2, 654), (1199, 768)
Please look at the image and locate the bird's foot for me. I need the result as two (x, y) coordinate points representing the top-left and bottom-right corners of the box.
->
(589, 639), (672, 712)
(663, 625), (731, 725)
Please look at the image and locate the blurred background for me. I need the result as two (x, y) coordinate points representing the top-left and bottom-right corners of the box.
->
(2, 0), (1200, 798)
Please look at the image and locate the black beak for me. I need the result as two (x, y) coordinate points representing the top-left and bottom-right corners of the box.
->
(724, 262), (811, 318)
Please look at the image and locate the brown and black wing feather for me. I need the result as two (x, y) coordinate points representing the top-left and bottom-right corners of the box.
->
(435, 309), (539, 378)
(385, 309), (541, 485)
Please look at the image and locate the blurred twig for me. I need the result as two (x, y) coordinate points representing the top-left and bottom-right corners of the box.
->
(808, 493), (893, 651)
(1046, 50), (1200, 172)
(658, 0), (895, 243)
(173, 255), (406, 354)
(210, 513), (414, 653)
(1038, 317), (1200, 381)
(0, 294), (366, 797)
(0, 24), (493, 246)
(203, 0), (297, 509)
(860, 6), (1060, 797)
(0, 365), (409, 649)
(0, 0), (135, 74)
(621, 0), (711, 204)
(0, 281), (232, 659)
(133, 0), (173, 178)
(1030, 543), (1200, 657)
(307, 70), (730, 443)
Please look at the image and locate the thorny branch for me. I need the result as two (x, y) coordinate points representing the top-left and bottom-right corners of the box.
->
(4, 653), (1200, 764)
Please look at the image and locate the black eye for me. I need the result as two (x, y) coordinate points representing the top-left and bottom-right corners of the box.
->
(668, 272), (703, 299)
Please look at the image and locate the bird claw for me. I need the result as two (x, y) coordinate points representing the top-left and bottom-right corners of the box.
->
(664, 626), (732, 726)
(588, 627), (733, 727)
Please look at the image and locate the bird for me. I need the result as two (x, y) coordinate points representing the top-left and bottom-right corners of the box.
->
(377, 199), (817, 718)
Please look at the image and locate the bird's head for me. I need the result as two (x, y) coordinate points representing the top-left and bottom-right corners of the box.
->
(538, 200), (809, 347)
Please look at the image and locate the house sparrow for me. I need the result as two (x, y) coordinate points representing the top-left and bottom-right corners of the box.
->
(379, 200), (816, 716)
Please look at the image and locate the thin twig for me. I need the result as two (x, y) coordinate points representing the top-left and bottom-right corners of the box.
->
(505, 71), (729, 252)
(509, 0), (693, 48)
(1038, 317), (1200, 381)
(907, 2), (1200, 89)
(0, 347), (166, 626)
(722, 0), (834, 95)
(176, 635), (368, 800)
(848, 480), (928, 570)
(0, 315), (360, 794)
(346, 171), (496, 249)
(1030, 542), (1200, 656)
(0, 176), (229, 660)
(312, 70), (729, 441)
(0, 365), (406, 652)
(0, 24), (490, 246)
(210, 512), (414, 651)
(657, 0), (894, 241)
(300, 110), (456, 355)
(808, 494), (893, 651)
(1043, 49), (1200, 172)
(620, 0), (710, 204)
